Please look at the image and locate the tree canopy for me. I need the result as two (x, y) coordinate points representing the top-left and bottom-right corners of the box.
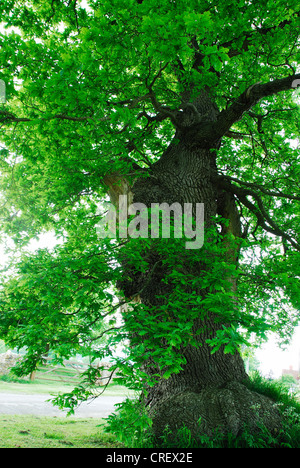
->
(0, 0), (300, 443)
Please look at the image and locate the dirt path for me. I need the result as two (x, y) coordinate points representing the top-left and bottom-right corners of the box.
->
(0, 393), (125, 418)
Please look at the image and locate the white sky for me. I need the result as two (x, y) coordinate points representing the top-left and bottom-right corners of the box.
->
(255, 326), (300, 379)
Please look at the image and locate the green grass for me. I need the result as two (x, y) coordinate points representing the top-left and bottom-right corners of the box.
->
(5, 365), (298, 448)
(0, 370), (131, 397)
(0, 366), (132, 447)
(0, 415), (124, 448)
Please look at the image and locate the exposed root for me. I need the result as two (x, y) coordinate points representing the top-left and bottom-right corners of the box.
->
(149, 381), (282, 441)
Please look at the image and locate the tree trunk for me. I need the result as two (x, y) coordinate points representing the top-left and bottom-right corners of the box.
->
(108, 90), (281, 441)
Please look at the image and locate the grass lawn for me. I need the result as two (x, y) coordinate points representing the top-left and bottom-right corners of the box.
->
(0, 366), (132, 448)
(0, 362), (134, 447)
(0, 414), (124, 448)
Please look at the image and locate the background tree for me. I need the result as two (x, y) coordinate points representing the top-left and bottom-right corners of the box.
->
(0, 0), (300, 444)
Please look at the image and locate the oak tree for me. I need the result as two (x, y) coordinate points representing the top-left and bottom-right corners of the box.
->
(0, 0), (300, 443)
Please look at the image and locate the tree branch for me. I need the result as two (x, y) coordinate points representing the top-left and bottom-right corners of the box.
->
(213, 73), (300, 140)
(222, 175), (300, 201)
(219, 177), (300, 251)
(221, 12), (300, 58)
(0, 91), (152, 126)
(0, 109), (106, 124)
(224, 130), (252, 140)
(145, 62), (182, 128)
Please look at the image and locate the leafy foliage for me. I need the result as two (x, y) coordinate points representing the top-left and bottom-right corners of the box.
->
(0, 0), (299, 441)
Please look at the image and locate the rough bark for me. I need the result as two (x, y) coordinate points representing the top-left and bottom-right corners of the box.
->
(150, 382), (281, 441)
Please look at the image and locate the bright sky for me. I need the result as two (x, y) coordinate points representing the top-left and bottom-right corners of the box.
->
(255, 326), (300, 379)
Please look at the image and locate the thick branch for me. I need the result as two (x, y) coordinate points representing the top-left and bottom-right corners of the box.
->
(213, 73), (300, 140)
